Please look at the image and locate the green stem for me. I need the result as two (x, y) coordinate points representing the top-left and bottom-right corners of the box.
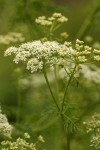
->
(66, 130), (71, 150)
(60, 113), (71, 150)
(54, 66), (59, 101)
(61, 65), (77, 112)
(43, 68), (60, 111)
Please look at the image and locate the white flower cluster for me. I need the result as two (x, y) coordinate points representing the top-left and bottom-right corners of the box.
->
(0, 32), (25, 45)
(93, 49), (100, 61)
(4, 40), (68, 72)
(68, 39), (100, 63)
(35, 12), (68, 26)
(83, 113), (100, 149)
(4, 39), (100, 73)
(0, 133), (45, 150)
(90, 135), (100, 150)
(35, 16), (52, 26)
(0, 108), (13, 138)
(67, 39), (92, 64)
(38, 135), (45, 143)
(60, 32), (69, 39)
(83, 113), (100, 133)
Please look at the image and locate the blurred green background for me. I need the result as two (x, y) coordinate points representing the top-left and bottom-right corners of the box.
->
(0, 0), (100, 150)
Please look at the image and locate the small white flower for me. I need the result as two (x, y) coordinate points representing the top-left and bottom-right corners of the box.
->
(4, 47), (18, 56)
(38, 135), (45, 143)
(24, 132), (30, 139)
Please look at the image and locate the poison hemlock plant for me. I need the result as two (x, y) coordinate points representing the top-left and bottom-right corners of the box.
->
(4, 13), (100, 150)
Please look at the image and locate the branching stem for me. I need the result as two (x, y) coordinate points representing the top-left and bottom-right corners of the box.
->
(61, 65), (77, 112)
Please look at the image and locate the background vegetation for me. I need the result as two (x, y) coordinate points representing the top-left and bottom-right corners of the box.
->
(0, 0), (100, 149)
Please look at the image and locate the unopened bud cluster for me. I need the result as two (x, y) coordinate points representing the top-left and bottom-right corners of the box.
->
(35, 12), (68, 26)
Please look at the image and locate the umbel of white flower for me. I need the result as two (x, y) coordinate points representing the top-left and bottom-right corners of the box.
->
(83, 113), (100, 150)
(0, 107), (13, 138)
(4, 41), (68, 72)
(4, 39), (100, 73)
(83, 113), (100, 133)
(1, 133), (45, 150)
(90, 135), (100, 149)
(35, 12), (68, 26)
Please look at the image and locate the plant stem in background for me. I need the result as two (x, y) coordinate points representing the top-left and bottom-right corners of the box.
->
(16, 80), (21, 123)
(66, 130), (71, 150)
(76, 5), (100, 40)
